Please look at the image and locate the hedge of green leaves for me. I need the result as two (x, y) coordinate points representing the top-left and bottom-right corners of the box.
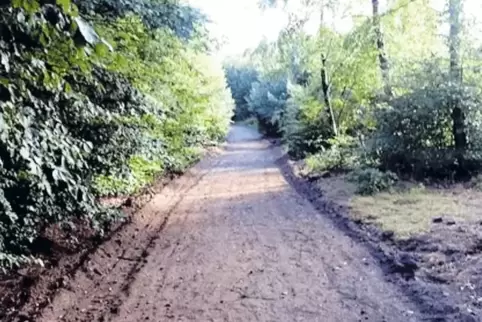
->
(0, 0), (233, 269)
(246, 77), (287, 137)
(224, 65), (258, 121)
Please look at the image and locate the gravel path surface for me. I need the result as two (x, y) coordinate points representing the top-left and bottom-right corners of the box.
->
(39, 126), (420, 322)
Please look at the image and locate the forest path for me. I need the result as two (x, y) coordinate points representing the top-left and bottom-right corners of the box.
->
(40, 125), (420, 322)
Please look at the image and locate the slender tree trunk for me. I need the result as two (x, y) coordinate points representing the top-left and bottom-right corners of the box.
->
(371, 0), (393, 97)
(321, 53), (338, 136)
(319, 1), (338, 136)
(449, 0), (466, 160)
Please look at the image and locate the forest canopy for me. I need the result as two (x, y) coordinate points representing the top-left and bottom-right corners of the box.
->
(225, 0), (482, 183)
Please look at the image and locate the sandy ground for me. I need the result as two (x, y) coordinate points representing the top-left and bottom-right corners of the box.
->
(39, 126), (421, 322)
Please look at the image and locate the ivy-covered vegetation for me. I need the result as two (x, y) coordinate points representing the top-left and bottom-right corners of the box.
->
(0, 0), (233, 269)
(226, 0), (482, 193)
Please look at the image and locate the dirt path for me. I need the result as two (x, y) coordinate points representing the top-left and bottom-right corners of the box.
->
(39, 126), (421, 322)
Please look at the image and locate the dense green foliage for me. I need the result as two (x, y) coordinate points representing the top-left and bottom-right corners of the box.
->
(305, 136), (360, 174)
(224, 65), (258, 121)
(246, 77), (287, 136)
(348, 167), (398, 195)
(74, 0), (206, 40)
(225, 0), (482, 192)
(0, 0), (233, 268)
(373, 81), (482, 178)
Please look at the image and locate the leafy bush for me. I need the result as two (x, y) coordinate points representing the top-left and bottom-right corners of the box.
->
(74, 0), (206, 40)
(247, 77), (288, 136)
(372, 79), (482, 178)
(305, 136), (360, 173)
(224, 65), (259, 121)
(223, 0), (482, 191)
(281, 84), (334, 159)
(348, 168), (398, 195)
(0, 1), (129, 267)
(0, 0), (232, 269)
(469, 174), (482, 192)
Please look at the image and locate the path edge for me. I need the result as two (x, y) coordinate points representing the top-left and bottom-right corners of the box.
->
(275, 153), (474, 322)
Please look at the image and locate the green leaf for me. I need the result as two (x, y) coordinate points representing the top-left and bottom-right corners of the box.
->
(11, 0), (22, 8)
(56, 0), (71, 12)
(19, 0), (40, 13)
(94, 43), (108, 57)
(0, 77), (9, 86)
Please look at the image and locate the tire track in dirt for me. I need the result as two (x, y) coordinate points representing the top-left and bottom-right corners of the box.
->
(105, 162), (219, 321)
(39, 157), (220, 322)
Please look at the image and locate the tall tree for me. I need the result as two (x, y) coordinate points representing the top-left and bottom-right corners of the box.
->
(371, 0), (393, 96)
(260, 0), (339, 135)
(448, 0), (466, 163)
(319, 1), (338, 136)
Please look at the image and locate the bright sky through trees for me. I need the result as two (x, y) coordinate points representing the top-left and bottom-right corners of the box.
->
(188, 0), (286, 57)
(189, 0), (482, 58)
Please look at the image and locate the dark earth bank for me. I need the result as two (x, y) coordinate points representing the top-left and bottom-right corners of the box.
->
(277, 155), (482, 322)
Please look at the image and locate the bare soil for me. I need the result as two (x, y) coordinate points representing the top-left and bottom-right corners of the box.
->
(0, 149), (221, 322)
(5, 125), (461, 321)
(27, 125), (421, 322)
(284, 162), (482, 322)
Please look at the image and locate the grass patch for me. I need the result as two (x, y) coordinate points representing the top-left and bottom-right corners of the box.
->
(316, 176), (482, 238)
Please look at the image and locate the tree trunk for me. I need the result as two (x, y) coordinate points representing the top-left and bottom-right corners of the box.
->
(319, 0), (338, 136)
(371, 0), (393, 97)
(321, 53), (338, 136)
(449, 0), (466, 169)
